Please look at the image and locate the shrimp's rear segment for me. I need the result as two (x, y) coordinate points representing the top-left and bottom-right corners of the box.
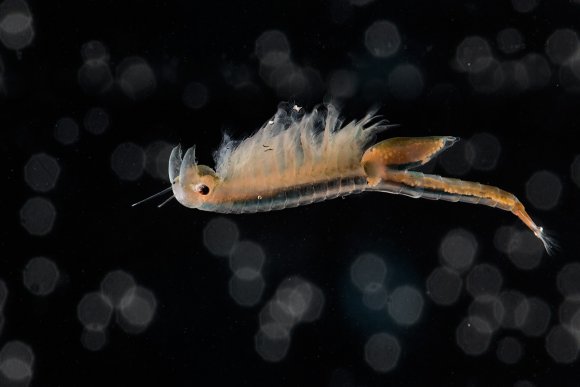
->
(362, 136), (556, 254)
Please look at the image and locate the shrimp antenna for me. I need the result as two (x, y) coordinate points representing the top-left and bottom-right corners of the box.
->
(131, 186), (173, 207)
(157, 195), (175, 208)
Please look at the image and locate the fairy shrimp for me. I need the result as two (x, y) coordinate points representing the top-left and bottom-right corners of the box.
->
(139, 104), (556, 254)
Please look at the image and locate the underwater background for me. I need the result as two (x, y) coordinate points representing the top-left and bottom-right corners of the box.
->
(3, 0), (580, 386)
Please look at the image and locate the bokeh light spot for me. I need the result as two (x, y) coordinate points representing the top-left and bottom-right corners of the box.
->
(19, 197), (56, 236)
(506, 230), (544, 270)
(24, 153), (60, 192)
(545, 324), (579, 363)
(255, 30), (291, 67)
(545, 29), (579, 65)
(350, 253), (387, 293)
(388, 64), (424, 100)
(522, 53), (551, 89)
(469, 59), (505, 93)
(455, 36), (493, 73)
(81, 40), (109, 62)
(183, 81), (208, 110)
(77, 292), (114, 331)
(83, 107), (110, 135)
(499, 290), (529, 329)
(497, 28), (525, 55)
(0, 0), (34, 51)
(78, 60), (113, 94)
(80, 329), (107, 352)
(364, 332), (401, 373)
(387, 285), (424, 326)
(228, 274), (265, 307)
(110, 142), (145, 181)
(203, 217), (240, 257)
(469, 295), (504, 332)
(255, 323), (291, 362)
(22, 256), (59, 296)
(328, 69), (358, 99)
(557, 263), (580, 297)
(116, 57), (157, 100)
(364, 20), (401, 58)
(144, 141), (174, 181)
(54, 117), (79, 145)
(511, 0), (540, 13)
(521, 297), (551, 337)
(362, 284), (389, 310)
(118, 286), (157, 333)
(466, 263), (503, 298)
(525, 170), (562, 210)
(465, 132), (501, 171)
(497, 336), (523, 364)
(0, 341), (34, 384)
(439, 228), (477, 272)
(439, 139), (471, 176)
(100, 270), (136, 308)
(229, 240), (266, 278)
(456, 316), (492, 355)
(426, 266), (463, 306)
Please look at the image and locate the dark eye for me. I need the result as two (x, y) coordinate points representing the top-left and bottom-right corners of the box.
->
(196, 184), (210, 195)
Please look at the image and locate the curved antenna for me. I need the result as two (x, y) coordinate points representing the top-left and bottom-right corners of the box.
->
(179, 145), (196, 184)
(168, 144), (182, 183)
(131, 186), (172, 207)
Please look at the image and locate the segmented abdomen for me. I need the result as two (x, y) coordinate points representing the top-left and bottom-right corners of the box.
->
(202, 176), (368, 214)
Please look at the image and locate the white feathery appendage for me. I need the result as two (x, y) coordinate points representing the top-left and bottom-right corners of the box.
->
(213, 104), (389, 182)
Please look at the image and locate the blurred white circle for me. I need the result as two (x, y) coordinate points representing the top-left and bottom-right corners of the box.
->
(0, 340), (34, 383)
(439, 228), (477, 272)
(77, 292), (114, 331)
(511, 0), (540, 13)
(0, 0), (34, 51)
(455, 36), (493, 73)
(23, 256), (59, 296)
(388, 64), (424, 100)
(24, 153), (60, 192)
(350, 253), (387, 293)
(54, 117), (79, 145)
(456, 316), (492, 355)
(545, 324), (579, 363)
(466, 263), (503, 297)
(426, 266), (463, 306)
(110, 142), (145, 181)
(100, 270), (136, 308)
(83, 107), (110, 135)
(364, 332), (401, 373)
(116, 57), (157, 100)
(364, 20), (401, 58)
(496, 336), (523, 364)
(545, 29), (579, 65)
(255, 323), (291, 362)
(203, 217), (240, 257)
(387, 285), (424, 326)
(465, 132), (501, 171)
(183, 81), (208, 109)
(19, 197), (56, 236)
(228, 274), (265, 307)
(525, 170), (562, 210)
(497, 28), (525, 55)
(118, 286), (157, 333)
(255, 30), (291, 67)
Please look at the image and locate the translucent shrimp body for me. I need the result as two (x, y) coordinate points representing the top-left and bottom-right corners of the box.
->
(169, 104), (555, 254)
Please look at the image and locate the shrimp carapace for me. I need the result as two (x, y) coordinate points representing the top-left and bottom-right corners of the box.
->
(167, 104), (555, 254)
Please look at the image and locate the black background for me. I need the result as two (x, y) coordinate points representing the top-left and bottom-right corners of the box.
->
(3, 0), (580, 386)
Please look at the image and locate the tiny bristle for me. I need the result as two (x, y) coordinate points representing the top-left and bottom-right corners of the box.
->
(537, 228), (559, 256)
